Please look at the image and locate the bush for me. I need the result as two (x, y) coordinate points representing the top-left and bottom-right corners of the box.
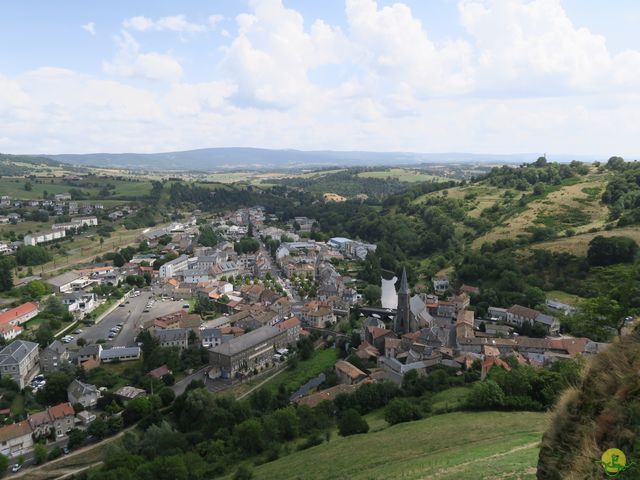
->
(159, 387), (176, 406)
(384, 398), (423, 425)
(34, 443), (48, 465)
(233, 465), (254, 480)
(466, 380), (505, 410)
(338, 409), (369, 437)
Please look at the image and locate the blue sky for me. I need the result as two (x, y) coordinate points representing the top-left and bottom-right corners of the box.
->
(1, 0), (640, 156)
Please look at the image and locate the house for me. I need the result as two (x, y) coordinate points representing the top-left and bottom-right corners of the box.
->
(0, 340), (40, 389)
(334, 360), (368, 385)
(293, 384), (358, 408)
(100, 346), (141, 363)
(0, 324), (22, 342)
(432, 277), (450, 293)
(0, 421), (34, 458)
(76, 410), (96, 426)
(506, 305), (560, 335)
(200, 328), (233, 348)
(0, 302), (39, 326)
(62, 291), (97, 317)
(208, 325), (288, 378)
(276, 316), (302, 344)
(152, 328), (190, 350)
(147, 365), (172, 379)
(299, 302), (335, 328)
(67, 379), (100, 408)
(40, 340), (69, 373)
(77, 344), (102, 364)
(28, 403), (75, 438)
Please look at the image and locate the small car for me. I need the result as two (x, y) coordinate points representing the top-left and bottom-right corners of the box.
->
(11, 464), (22, 472)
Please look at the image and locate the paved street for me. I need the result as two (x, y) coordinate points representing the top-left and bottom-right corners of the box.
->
(68, 291), (189, 349)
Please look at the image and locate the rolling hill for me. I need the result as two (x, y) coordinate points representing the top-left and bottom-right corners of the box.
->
(42, 148), (598, 171)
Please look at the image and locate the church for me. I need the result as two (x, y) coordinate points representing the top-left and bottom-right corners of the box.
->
(392, 268), (433, 335)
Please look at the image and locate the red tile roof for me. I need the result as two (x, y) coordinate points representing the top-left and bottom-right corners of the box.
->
(0, 302), (38, 325)
(48, 402), (75, 420)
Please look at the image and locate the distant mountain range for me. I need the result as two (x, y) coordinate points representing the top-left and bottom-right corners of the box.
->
(41, 148), (602, 171)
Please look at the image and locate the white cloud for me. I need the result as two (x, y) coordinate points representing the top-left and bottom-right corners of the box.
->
(81, 22), (96, 35)
(4, 0), (640, 155)
(458, 0), (640, 94)
(220, 0), (347, 109)
(103, 31), (184, 82)
(123, 14), (206, 33)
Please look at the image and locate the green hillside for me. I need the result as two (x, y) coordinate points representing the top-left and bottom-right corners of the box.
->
(244, 411), (547, 480)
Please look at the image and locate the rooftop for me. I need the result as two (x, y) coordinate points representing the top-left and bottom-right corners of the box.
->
(210, 325), (283, 357)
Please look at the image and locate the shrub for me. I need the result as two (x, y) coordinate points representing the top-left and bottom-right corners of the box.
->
(384, 398), (423, 425)
(338, 409), (369, 437)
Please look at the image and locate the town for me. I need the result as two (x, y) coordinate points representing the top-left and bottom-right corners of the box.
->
(0, 190), (619, 475)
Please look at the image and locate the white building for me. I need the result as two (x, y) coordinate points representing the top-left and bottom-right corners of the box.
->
(159, 255), (190, 279)
(23, 229), (66, 246)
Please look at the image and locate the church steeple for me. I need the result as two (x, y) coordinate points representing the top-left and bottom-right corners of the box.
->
(399, 267), (409, 295)
(395, 267), (411, 334)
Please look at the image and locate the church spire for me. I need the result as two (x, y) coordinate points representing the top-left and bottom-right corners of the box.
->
(399, 267), (409, 295)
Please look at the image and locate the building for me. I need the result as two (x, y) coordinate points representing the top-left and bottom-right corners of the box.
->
(200, 328), (233, 348)
(28, 403), (75, 439)
(62, 291), (97, 317)
(208, 325), (288, 378)
(67, 379), (100, 408)
(335, 360), (368, 385)
(394, 268), (412, 334)
(0, 421), (34, 458)
(114, 386), (146, 401)
(23, 229), (66, 246)
(159, 255), (190, 279)
(100, 346), (141, 363)
(432, 277), (450, 294)
(506, 305), (560, 335)
(0, 302), (39, 326)
(77, 344), (102, 364)
(152, 328), (190, 349)
(46, 271), (90, 293)
(299, 302), (335, 328)
(0, 340), (40, 389)
(276, 316), (302, 344)
(40, 340), (69, 373)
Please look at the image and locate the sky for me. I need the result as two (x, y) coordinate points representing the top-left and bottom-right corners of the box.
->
(1, 0), (640, 156)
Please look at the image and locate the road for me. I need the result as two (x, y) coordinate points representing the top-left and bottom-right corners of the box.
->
(68, 291), (189, 349)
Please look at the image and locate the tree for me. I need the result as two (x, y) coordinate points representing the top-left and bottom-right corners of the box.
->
(37, 371), (73, 405)
(338, 409), (369, 437)
(466, 380), (505, 410)
(24, 181), (32, 191)
(0, 453), (7, 474)
(233, 465), (254, 480)
(567, 296), (626, 341)
(15, 245), (52, 266)
(363, 285), (382, 306)
(159, 387), (176, 406)
(587, 236), (638, 266)
(76, 337), (87, 347)
(112, 252), (126, 268)
(35, 325), (54, 348)
(0, 257), (16, 292)
(384, 398), (423, 425)
(234, 419), (265, 454)
(87, 416), (107, 439)
(34, 443), (48, 465)
(198, 226), (222, 247)
(67, 428), (87, 450)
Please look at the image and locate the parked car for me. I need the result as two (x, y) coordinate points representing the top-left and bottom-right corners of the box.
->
(182, 304), (190, 309)
(11, 464), (21, 473)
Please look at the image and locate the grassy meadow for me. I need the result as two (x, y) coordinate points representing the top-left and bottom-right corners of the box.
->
(246, 411), (547, 480)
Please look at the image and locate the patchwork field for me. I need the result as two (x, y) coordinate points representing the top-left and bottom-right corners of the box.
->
(245, 411), (547, 480)
(358, 168), (448, 183)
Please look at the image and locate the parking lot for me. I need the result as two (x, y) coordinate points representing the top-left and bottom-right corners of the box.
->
(67, 291), (191, 350)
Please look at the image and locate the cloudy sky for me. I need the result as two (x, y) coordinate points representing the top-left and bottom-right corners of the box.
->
(1, 0), (640, 156)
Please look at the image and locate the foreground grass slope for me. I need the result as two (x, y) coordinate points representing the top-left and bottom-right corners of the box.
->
(250, 411), (547, 480)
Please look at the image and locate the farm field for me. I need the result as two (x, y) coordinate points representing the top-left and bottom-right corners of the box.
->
(358, 168), (447, 183)
(246, 411), (547, 480)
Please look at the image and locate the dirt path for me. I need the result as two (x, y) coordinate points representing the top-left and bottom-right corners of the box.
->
(424, 441), (540, 479)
